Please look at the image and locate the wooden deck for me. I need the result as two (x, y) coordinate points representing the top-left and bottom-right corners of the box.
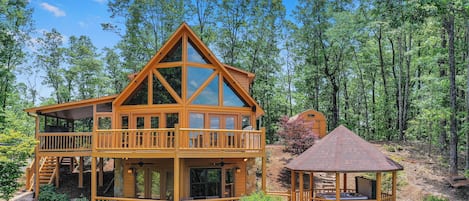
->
(36, 127), (265, 158)
(268, 189), (394, 201)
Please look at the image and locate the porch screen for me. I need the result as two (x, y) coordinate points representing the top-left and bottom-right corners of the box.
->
(190, 168), (221, 199)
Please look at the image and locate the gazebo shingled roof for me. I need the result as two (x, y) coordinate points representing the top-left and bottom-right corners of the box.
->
(287, 125), (403, 172)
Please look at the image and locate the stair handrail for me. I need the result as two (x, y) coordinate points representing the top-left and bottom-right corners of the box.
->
(25, 158), (36, 191)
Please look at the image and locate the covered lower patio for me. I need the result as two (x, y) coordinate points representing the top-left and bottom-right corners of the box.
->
(287, 125), (403, 201)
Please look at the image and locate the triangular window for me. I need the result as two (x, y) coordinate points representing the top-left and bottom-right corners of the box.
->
(187, 39), (210, 64)
(223, 80), (248, 107)
(153, 75), (176, 104)
(193, 76), (219, 105)
(161, 39), (182, 62)
(123, 77), (148, 105)
(158, 67), (182, 98)
(187, 67), (214, 99)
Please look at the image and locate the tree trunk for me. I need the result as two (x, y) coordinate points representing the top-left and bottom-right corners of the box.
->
(444, 9), (458, 176)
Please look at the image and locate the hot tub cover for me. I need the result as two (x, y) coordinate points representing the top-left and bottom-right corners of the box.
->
(286, 125), (403, 172)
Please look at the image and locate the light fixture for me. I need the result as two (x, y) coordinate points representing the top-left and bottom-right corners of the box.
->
(235, 167), (241, 173)
(243, 158), (248, 162)
(127, 168), (134, 174)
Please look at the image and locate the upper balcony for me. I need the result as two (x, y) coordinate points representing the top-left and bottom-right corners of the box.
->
(37, 126), (265, 158)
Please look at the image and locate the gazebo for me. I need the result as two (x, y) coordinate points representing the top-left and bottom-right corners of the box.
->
(286, 125), (403, 201)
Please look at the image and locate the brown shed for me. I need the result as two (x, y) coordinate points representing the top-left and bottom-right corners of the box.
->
(289, 109), (327, 138)
(286, 125), (403, 201)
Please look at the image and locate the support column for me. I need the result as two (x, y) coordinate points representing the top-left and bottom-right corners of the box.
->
(79, 156), (84, 188)
(173, 158), (180, 201)
(91, 157), (97, 201)
(299, 171), (304, 201)
(55, 157), (60, 187)
(310, 172), (314, 200)
(99, 158), (104, 187)
(114, 158), (123, 197)
(335, 172), (340, 200)
(392, 171), (397, 201)
(343, 173), (347, 192)
(291, 170), (296, 201)
(376, 172), (382, 201)
(34, 116), (40, 200)
(262, 155), (267, 192)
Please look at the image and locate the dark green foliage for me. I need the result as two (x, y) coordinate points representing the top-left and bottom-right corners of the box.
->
(0, 161), (23, 201)
(38, 185), (68, 201)
(423, 195), (449, 201)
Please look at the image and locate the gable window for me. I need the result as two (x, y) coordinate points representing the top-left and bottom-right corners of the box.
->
(190, 168), (221, 199)
(187, 67), (214, 99)
(158, 67), (182, 98)
(188, 39), (210, 64)
(123, 77), (148, 105)
(193, 75), (219, 105)
(161, 39), (182, 62)
(153, 74), (177, 104)
(223, 79), (248, 107)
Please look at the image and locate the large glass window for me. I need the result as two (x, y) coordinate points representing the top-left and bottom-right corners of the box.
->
(190, 168), (221, 199)
(188, 39), (210, 64)
(187, 67), (214, 99)
(123, 77), (148, 105)
(223, 80), (248, 107)
(158, 67), (182, 98)
(153, 75), (177, 104)
(193, 76), (219, 105)
(161, 39), (182, 62)
(166, 113), (178, 128)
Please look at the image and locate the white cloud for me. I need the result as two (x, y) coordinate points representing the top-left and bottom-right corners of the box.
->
(40, 2), (66, 17)
(93, 0), (107, 4)
(78, 21), (88, 28)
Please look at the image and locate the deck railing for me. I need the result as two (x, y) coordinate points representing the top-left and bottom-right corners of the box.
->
(95, 128), (176, 150)
(38, 132), (92, 152)
(95, 196), (240, 201)
(37, 127), (264, 153)
(285, 189), (394, 201)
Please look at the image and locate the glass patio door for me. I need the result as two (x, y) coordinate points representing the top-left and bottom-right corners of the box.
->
(135, 167), (161, 199)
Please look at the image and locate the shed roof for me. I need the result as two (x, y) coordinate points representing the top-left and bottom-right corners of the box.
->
(286, 125), (403, 172)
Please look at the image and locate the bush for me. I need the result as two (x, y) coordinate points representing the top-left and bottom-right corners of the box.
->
(276, 115), (316, 155)
(38, 184), (68, 201)
(0, 161), (23, 201)
(241, 191), (282, 201)
(422, 195), (449, 201)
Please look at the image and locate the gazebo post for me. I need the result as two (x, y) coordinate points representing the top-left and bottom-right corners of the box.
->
(376, 172), (382, 201)
(335, 172), (340, 200)
(291, 170), (296, 201)
(299, 171), (304, 201)
(392, 171), (397, 201)
(310, 172), (314, 200)
(343, 173), (347, 192)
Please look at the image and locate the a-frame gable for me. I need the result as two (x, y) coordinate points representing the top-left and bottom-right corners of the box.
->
(113, 23), (264, 116)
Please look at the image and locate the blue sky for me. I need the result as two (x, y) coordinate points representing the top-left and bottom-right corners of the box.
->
(23, 0), (298, 102)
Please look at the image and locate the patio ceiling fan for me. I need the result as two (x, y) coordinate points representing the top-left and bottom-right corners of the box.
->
(130, 161), (155, 167)
(212, 159), (235, 167)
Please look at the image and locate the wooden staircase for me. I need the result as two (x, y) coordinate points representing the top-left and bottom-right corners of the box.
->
(26, 156), (58, 191)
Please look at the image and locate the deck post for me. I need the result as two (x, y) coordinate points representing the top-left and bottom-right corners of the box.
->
(79, 156), (84, 188)
(376, 172), (382, 201)
(34, 116), (40, 200)
(55, 157), (60, 187)
(310, 172), (314, 200)
(299, 171), (304, 201)
(335, 172), (340, 201)
(291, 170), (296, 201)
(174, 157), (180, 201)
(392, 171), (397, 201)
(262, 155), (267, 192)
(343, 173), (347, 192)
(98, 157), (104, 187)
(91, 157), (97, 201)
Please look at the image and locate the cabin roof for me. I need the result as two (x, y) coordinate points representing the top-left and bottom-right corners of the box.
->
(286, 125), (404, 172)
(288, 109), (325, 123)
(24, 95), (117, 120)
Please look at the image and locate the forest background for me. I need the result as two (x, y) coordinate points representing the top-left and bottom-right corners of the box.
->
(1, 0), (469, 186)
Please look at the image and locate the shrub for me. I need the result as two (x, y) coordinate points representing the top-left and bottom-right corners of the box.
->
(0, 161), (23, 201)
(276, 115), (316, 155)
(240, 191), (282, 201)
(38, 184), (68, 201)
(422, 195), (449, 201)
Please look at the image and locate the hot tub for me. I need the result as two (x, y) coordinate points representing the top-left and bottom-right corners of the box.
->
(317, 192), (368, 200)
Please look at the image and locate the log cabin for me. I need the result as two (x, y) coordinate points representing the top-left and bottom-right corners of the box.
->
(24, 23), (266, 201)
